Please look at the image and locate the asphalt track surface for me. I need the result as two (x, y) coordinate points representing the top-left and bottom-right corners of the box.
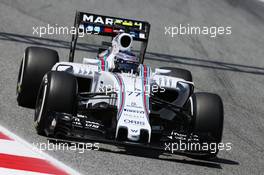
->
(0, 0), (264, 174)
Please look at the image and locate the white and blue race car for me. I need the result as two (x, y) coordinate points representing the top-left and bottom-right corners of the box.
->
(16, 12), (224, 159)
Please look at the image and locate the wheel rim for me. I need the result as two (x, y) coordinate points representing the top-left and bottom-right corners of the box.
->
(34, 77), (48, 124)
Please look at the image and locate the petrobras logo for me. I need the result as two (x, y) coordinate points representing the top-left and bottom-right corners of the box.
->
(124, 108), (145, 114)
(82, 14), (144, 30)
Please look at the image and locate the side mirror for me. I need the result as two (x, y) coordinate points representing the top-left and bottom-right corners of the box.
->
(83, 58), (100, 65)
(154, 68), (171, 74)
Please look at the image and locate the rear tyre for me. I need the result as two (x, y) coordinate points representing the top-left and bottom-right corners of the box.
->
(17, 47), (59, 108)
(34, 71), (77, 135)
(190, 92), (224, 159)
(160, 67), (192, 81)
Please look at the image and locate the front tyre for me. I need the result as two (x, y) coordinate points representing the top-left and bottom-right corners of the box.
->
(190, 92), (224, 159)
(34, 71), (77, 135)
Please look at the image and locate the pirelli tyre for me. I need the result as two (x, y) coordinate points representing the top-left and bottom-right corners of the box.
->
(160, 67), (192, 82)
(17, 47), (59, 108)
(34, 71), (77, 135)
(190, 92), (224, 159)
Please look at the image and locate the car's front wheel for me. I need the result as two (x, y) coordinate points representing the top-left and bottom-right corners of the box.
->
(34, 71), (77, 135)
(189, 92), (224, 159)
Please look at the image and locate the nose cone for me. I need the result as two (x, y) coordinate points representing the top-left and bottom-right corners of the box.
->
(115, 73), (152, 143)
(127, 128), (140, 141)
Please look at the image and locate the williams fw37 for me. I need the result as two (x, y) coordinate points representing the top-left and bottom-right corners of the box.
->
(16, 11), (224, 159)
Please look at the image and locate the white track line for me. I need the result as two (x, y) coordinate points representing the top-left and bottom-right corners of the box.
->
(0, 125), (81, 175)
(0, 168), (49, 175)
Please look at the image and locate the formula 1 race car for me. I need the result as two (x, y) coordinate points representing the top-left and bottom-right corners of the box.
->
(16, 11), (224, 159)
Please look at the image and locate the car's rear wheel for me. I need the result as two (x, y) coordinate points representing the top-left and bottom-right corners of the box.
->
(17, 47), (59, 108)
(190, 92), (224, 159)
(34, 71), (77, 135)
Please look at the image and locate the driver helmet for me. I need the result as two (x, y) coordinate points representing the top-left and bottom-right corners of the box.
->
(115, 50), (139, 73)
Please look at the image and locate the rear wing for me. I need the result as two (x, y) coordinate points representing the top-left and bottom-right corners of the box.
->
(69, 11), (151, 63)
